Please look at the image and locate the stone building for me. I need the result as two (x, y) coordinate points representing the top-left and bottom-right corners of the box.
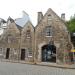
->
(35, 8), (73, 64)
(0, 8), (74, 64)
(0, 18), (7, 35)
(0, 17), (22, 60)
(20, 21), (34, 62)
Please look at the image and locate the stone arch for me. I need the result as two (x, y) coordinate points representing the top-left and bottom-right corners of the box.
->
(41, 44), (56, 62)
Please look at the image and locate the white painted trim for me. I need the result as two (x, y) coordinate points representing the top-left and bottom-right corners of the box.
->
(45, 36), (52, 37)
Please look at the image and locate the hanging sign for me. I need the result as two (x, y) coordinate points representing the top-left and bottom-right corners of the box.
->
(71, 49), (75, 52)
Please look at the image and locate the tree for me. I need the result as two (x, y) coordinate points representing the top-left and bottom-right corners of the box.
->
(66, 15), (75, 32)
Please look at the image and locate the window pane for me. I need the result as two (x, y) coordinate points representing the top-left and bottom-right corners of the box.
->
(28, 48), (32, 57)
(26, 30), (31, 38)
(48, 15), (52, 20)
(45, 26), (52, 36)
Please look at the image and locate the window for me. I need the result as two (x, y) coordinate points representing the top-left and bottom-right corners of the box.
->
(45, 26), (52, 37)
(26, 30), (31, 38)
(8, 35), (12, 43)
(48, 15), (52, 20)
(48, 15), (52, 25)
(8, 35), (15, 43)
(0, 48), (3, 56)
(13, 49), (17, 55)
(28, 49), (32, 57)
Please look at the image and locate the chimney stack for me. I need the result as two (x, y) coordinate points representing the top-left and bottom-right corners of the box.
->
(61, 13), (65, 21)
(38, 12), (43, 24)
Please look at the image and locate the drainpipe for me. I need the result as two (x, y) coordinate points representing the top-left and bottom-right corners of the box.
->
(18, 30), (21, 62)
(34, 29), (37, 64)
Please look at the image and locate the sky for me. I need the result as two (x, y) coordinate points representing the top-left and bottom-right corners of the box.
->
(0, 0), (75, 26)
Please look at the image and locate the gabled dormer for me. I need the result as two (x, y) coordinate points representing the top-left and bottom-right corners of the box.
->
(35, 8), (67, 34)
(6, 17), (22, 36)
(21, 20), (34, 57)
(7, 16), (14, 25)
(22, 20), (34, 39)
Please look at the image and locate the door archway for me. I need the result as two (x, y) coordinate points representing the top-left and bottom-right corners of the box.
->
(21, 49), (25, 60)
(41, 44), (56, 62)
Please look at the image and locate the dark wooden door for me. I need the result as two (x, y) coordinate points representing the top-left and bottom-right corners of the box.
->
(21, 49), (25, 60)
(6, 48), (10, 59)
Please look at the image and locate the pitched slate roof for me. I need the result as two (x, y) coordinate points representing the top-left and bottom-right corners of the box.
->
(16, 24), (22, 31)
(15, 11), (30, 27)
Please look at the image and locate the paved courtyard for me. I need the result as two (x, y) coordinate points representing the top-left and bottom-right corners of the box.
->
(0, 61), (75, 75)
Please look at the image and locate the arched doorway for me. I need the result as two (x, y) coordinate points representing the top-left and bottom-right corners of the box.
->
(41, 44), (56, 62)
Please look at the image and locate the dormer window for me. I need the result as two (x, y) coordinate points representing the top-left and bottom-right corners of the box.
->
(45, 26), (52, 37)
(26, 30), (31, 38)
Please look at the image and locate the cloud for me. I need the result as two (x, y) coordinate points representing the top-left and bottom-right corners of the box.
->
(0, 0), (75, 25)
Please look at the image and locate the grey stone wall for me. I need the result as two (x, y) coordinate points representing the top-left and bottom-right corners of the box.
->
(0, 8), (73, 64)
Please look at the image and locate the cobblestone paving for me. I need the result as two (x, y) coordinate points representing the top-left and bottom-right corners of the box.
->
(0, 62), (75, 75)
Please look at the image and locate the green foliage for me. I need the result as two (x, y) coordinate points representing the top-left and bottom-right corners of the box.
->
(66, 16), (75, 32)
